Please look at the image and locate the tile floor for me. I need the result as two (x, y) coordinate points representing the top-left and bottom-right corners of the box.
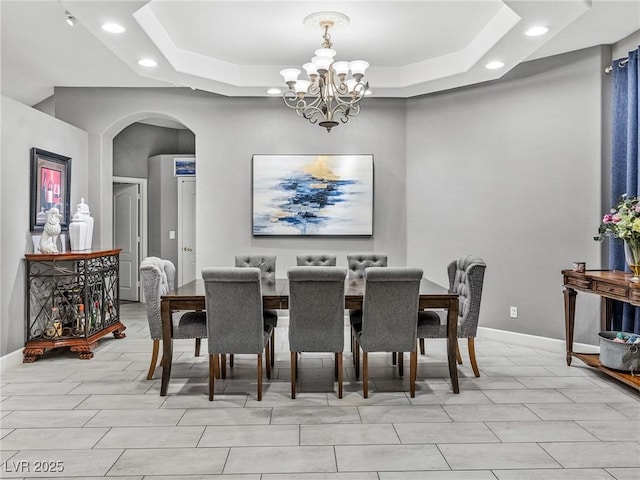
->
(1, 302), (639, 479)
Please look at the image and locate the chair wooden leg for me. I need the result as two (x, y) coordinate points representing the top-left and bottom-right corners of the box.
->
(229, 353), (234, 368)
(468, 337), (480, 377)
(270, 330), (275, 367)
(213, 354), (220, 379)
(354, 339), (360, 379)
(334, 352), (339, 379)
(290, 351), (297, 399)
(410, 350), (417, 398)
(392, 352), (397, 365)
(209, 354), (217, 401)
(194, 338), (201, 357)
(147, 339), (160, 380)
(419, 338), (425, 355)
(257, 353), (263, 401)
(398, 352), (404, 377)
(363, 352), (369, 398)
(221, 353), (227, 379)
(337, 352), (343, 399)
(455, 340), (462, 364)
(265, 341), (272, 380)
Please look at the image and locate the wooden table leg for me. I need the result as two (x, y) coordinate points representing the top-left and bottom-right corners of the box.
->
(563, 287), (577, 366)
(160, 299), (173, 396)
(447, 299), (460, 394)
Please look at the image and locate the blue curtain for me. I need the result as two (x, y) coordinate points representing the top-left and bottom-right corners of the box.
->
(610, 47), (640, 334)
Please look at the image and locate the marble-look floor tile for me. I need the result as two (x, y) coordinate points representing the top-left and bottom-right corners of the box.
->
(541, 441), (640, 468)
(335, 444), (449, 471)
(199, 425), (299, 447)
(395, 421), (498, 444)
(179, 407), (273, 425)
(0, 409), (99, 428)
(0, 395), (88, 411)
(558, 387), (640, 403)
(577, 420), (640, 441)
(76, 393), (166, 409)
(67, 381), (153, 395)
(271, 406), (360, 424)
(605, 467), (640, 480)
(95, 426), (205, 448)
(224, 446), (336, 474)
(359, 405), (450, 423)
(482, 389), (572, 404)
(526, 403), (629, 421)
(378, 472), (499, 480)
(438, 443), (559, 470)
(443, 404), (540, 422)
(407, 389), (492, 405)
(607, 402), (640, 420)
(108, 447), (229, 475)
(516, 377), (606, 389)
(1, 427), (109, 450)
(493, 468), (618, 479)
(262, 474), (378, 480)
(301, 424), (400, 445)
(457, 377), (527, 390)
(0, 382), (80, 395)
(85, 408), (186, 427)
(485, 420), (598, 442)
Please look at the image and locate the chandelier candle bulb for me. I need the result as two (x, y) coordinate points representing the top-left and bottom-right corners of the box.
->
(280, 11), (369, 132)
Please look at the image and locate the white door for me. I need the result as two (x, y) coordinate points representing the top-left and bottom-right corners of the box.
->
(113, 183), (140, 301)
(178, 178), (196, 286)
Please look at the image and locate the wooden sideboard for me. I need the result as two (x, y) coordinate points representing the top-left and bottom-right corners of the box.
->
(562, 269), (640, 390)
(24, 249), (126, 362)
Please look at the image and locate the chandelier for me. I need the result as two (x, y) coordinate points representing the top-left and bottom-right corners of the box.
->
(280, 12), (369, 132)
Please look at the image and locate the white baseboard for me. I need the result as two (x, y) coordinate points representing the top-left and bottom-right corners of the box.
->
(0, 348), (24, 375)
(478, 327), (600, 354)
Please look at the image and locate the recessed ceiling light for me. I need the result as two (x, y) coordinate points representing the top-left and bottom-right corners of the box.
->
(266, 88), (282, 95)
(102, 22), (125, 34)
(525, 25), (549, 37)
(486, 61), (505, 70)
(138, 58), (157, 68)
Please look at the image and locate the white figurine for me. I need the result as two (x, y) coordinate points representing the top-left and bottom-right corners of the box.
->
(39, 207), (61, 253)
(69, 198), (94, 251)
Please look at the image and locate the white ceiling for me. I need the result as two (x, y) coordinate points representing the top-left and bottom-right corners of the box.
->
(2, 0), (639, 106)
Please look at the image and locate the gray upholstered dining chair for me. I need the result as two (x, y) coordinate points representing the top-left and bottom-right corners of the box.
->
(296, 254), (337, 266)
(202, 267), (273, 401)
(139, 257), (207, 380)
(287, 266), (347, 399)
(346, 253), (388, 363)
(235, 255), (278, 366)
(351, 267), (423, 398)
(347, 253), (388, 278)
(417, 256), (486, 377)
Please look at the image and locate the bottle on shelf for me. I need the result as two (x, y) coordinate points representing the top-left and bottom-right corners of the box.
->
(76, 303), (86, 335)
(45, 179), (54, 208)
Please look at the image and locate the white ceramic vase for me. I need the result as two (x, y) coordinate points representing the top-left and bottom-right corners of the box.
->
(69, 198), (94, 251)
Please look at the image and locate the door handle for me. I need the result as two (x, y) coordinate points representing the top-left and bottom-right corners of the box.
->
(183, 247), (193, 252)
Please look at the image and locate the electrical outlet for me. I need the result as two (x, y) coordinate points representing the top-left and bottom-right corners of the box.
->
(510, 306), (518, 318)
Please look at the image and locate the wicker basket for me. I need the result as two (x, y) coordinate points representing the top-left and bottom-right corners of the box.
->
(598, 331), (640, 373)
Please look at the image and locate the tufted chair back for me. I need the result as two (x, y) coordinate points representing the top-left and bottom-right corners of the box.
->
(296, 254), (337, 267)
(358, 267), (423, 353)
(202, 267), (267, 355)
(140, 256), (175, 340)
(447, 256), (487, 338)
(235, 255), (276, 280)
(347, 253), (388, 278)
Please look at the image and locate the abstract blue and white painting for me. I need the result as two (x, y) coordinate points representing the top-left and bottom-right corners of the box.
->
(252, 154), (373, 236)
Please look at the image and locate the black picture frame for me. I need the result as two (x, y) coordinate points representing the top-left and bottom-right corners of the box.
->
(30, 148), (71, 232)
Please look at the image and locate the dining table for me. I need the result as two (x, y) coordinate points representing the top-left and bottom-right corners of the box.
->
(160, 277), (460, 395)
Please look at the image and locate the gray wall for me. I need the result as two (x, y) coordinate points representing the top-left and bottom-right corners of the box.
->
(52, 89), (408, 275)
(406, 46), (608, 344)
(1, 95), (89, 355)
(113, 122), (195, 178)
(148, 154), (194, 267)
